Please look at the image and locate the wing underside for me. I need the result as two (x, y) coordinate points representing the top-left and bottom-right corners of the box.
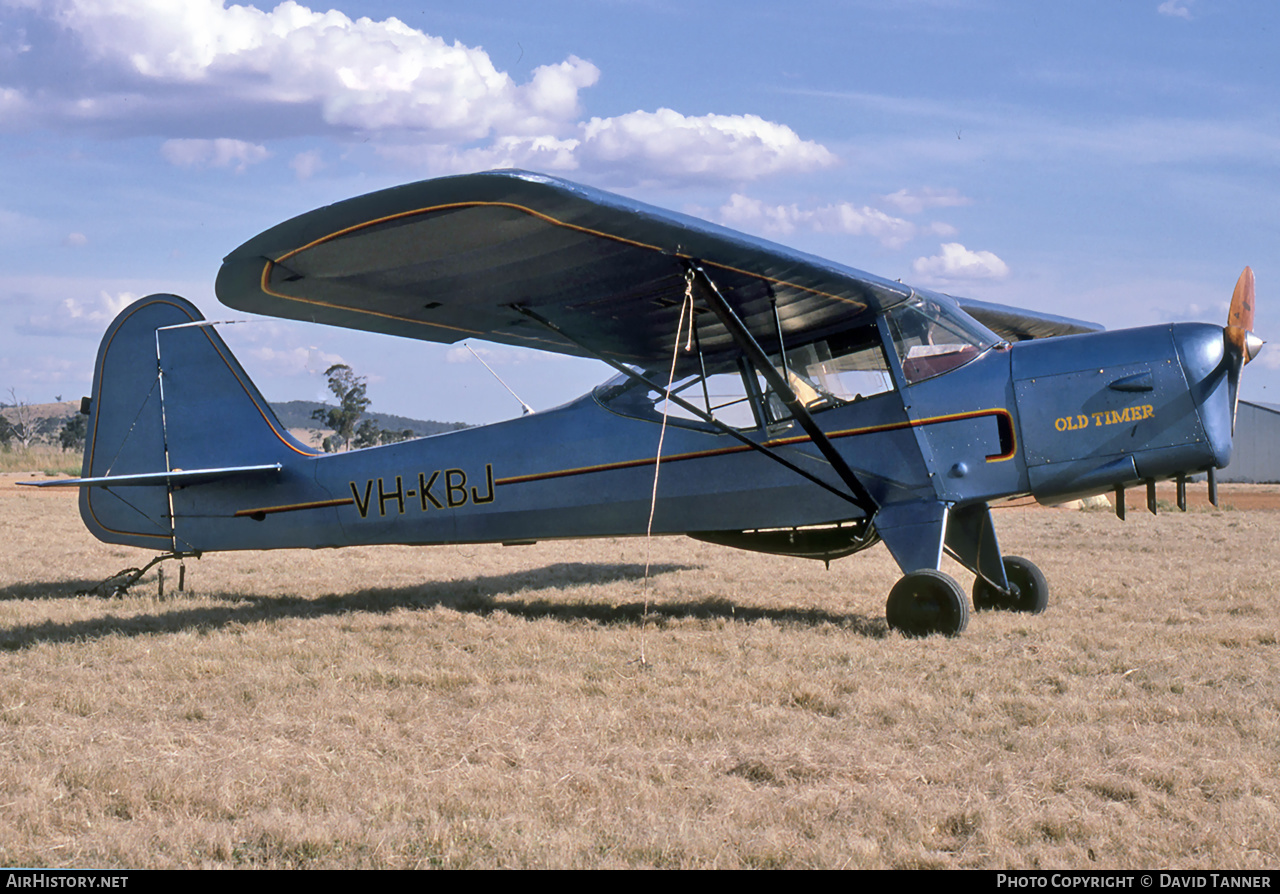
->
(216, 170), (1100, 368)
(216, 171), (917, 368)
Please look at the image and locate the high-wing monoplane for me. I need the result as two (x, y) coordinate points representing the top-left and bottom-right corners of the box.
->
(26, 170), (1263, 636)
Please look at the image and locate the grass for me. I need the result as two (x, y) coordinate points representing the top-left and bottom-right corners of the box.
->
(0, 445), (82, 476)
(0, 488), (1277, 868)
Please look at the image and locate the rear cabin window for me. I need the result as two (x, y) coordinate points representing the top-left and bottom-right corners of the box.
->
(594, 330), (894, 431)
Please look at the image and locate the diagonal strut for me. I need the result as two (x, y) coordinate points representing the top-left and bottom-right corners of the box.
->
(685, 262), (880, 515)
(511, 304), (867, 509)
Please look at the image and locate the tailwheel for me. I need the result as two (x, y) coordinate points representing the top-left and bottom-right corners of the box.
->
(972, 556), (1048, 614)
(886, 569), (969, 637)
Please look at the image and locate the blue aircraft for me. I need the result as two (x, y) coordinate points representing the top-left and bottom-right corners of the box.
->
(25, 170), (1263, 636)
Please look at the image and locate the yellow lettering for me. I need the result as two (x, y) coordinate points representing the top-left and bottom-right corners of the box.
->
(445, 469), (468, 508)
(377, 476), (405, 517)
(1054, 406), (1154, 436)
(1056, 414), (1092, 432)
(349, 464), (496, 519)
(471, 463), (495, 505)
(418, 471), (442, 510)
(350, 480), (373, 519)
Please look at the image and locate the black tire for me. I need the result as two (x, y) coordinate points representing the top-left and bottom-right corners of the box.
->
(886, 569), (969, 637)
(972, 556), (1049, 614)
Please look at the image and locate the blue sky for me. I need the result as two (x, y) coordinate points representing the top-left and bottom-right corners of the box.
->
(2, 0), (1277, 424)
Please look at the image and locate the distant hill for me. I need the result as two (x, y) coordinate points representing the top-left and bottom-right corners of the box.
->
(1, 399), (469, 448)
(270, 401), (469, 438)
(0, 400), (80, 425)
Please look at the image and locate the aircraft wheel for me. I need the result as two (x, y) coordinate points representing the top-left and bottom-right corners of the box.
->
(886, 570), (969, 637)
(972, 556), (1049, 614)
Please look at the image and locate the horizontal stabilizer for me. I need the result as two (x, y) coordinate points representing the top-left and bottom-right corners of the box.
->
(20, 463), (282, 489)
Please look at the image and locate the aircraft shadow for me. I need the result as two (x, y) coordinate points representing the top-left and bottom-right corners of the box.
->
(0, 561), (887, 649)
(0, 560), (673, 604)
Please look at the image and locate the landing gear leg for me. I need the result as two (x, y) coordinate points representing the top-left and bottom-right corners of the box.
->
(886, 569), (970, 637)
(972, 556), (1048, 614)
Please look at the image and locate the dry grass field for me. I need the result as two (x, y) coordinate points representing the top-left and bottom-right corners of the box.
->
(0, 472), (1278, 869)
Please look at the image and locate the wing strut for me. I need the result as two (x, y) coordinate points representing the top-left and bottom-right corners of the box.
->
(510, 305), (866, 509)
(686, 262), (880, 515)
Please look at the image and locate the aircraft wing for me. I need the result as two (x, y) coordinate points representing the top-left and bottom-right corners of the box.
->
(216, 170), (1094, 368)
(954, 297), (1103, 342)
(216, 170), (917, 368)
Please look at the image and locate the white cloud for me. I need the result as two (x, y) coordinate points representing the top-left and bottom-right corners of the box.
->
(246, 344), (345, 377)
(0, 86), (31, 125)
(912, 243), (1010, 281)
(379, 110), (835, 183)
(881, 187), (972, 216)
(63, 232), (87, 247)
(19, 290), (138, 337)
(717, 193), (805, 234)
(4, 2), (834, 187)
(577, 109), (836, 184)
(75, 290), (135, 320)
(17, 0), (600, 141)
(377, 134), (582, 175)
(1157, 1), (1193, 19)
(717, 193), (916, 248)
(522, 57), (600, 124)
(160, 138), (269, 171)
(289, 148), (325, 180)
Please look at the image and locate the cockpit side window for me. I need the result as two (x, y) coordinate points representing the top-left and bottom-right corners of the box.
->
(593, 365), (760, 430)
(594, 329), (896, 431)
(784, 336), (895, 407)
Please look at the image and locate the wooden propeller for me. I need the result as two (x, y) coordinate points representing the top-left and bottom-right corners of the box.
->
(1225, 266), (1262, 365)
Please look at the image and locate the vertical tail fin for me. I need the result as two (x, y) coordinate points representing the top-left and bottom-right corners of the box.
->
(81, 294), (315, 549)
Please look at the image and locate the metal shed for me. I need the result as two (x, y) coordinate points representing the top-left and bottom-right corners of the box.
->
(1221, 401), (1280, 483)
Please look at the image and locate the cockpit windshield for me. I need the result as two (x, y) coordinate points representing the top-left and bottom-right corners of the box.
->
(883, 292), (1001, 384)
(594, 294), (999, 431)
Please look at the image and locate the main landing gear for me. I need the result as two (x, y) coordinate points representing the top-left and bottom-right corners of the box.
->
(886, 570), (969, 638)
(886, 556), (1049, 637)
(972, 556), (1048, 615)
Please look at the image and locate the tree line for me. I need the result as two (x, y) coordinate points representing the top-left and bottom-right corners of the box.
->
(2, 363), (429, 455)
